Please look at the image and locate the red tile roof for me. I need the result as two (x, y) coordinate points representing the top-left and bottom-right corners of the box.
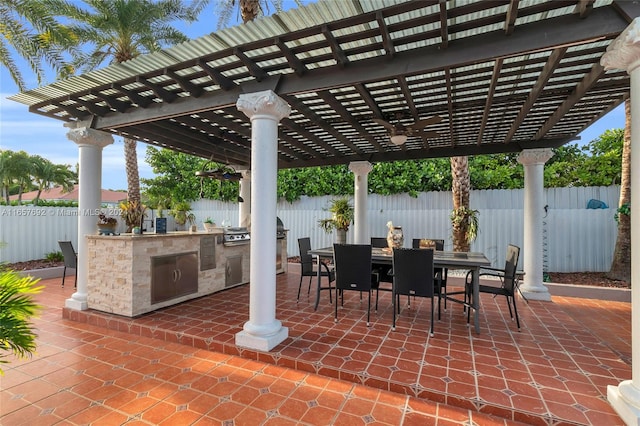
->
(9, 185), (127, 204)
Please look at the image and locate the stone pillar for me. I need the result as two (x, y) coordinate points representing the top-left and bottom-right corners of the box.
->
(601, 18), (640, 424)
(349, 161), (373, 244)
(517, 148), (553, 301)
(64, 122), (113, 310)
(239, 169), (251, 228)
(235, 90), (290, 351)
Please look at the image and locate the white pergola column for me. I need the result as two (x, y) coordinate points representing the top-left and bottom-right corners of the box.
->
(349, 161), (373, 244)
(601, 19), (640, 424)
(64, 122), (113, 310)
(238, 169), (251, 228)
(235, 90), (290, 351)
(517, 148), (553, 301)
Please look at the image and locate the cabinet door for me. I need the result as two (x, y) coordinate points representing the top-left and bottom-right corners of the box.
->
(151, 256), (177, 304)
(175, 252), (198, 297)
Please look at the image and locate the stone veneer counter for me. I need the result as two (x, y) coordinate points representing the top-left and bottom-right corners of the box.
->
(86, 231), (251, 317)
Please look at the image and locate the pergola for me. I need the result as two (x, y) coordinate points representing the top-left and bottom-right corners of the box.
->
(10, 0), (635, 165)
(9, 0), (640, 422)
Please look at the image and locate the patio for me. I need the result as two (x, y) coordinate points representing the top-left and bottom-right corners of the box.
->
(3, 265), (626, 425)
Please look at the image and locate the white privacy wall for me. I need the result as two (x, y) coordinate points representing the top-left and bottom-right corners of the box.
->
(0, 186), (620, 272)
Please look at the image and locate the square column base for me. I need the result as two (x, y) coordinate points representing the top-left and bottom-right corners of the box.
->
(609, 384), (640, 425)
(235, 327), (289, 352)
(65, 297), (88, 310)
(519, 289), (551, 301)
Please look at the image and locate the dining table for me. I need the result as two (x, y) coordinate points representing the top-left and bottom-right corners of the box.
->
(308, 246), (491, 334)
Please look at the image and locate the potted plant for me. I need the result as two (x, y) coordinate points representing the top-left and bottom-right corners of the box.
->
(318, 197), (354, 244)
(169, 201), (196, 231)
(203, 217), (216, 232)
(119, 200), (146, 233)
(97, 213), (118, 235)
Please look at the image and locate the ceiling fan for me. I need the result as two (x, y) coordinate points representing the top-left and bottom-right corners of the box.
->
(373, 113), (442, 145)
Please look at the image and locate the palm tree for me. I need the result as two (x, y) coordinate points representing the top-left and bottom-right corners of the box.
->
(48, 0), (203, 216)
(450, 156), (475, 252)
(0, 150), (32, 205)
(30, 155), (76, 206)
(213, 0), (296, 29)
(0, 0), (76, 90)
(607, 99), (631, 282)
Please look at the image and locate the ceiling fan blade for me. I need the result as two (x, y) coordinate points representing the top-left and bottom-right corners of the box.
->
(413, 130), (440, 139)
(372, 118), (396, 131)
(411, 115), (442, 129)
(416, 130), (441, 139)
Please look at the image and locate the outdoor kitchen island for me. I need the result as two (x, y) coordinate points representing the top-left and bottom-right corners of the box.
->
(85, 229), (287, 317)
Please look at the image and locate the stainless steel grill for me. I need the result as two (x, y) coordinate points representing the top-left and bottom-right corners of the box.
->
(223, 227), (250, 246)
(276, 217), (286, 240)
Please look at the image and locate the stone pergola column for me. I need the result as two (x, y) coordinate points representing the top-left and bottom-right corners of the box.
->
(517, 148), (553, 301)
(235, 90), (290, 351)
(601, 18), (640, 424)
(65, 122), (113, 310)
(238, 169), (251, 228)
(349, 161), (373, 244)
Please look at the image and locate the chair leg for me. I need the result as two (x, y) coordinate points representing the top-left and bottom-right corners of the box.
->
(297, 276), (303, 301)
(435, 278), (442, 320)
(61, 266), (67, 288)
(334, 289), (339, 323)
(74, 271), (77, 289)
(374, 287), (379, 312)
(505, 294), (514, 320)
(392, 292), (397, 331)
(307, 276), (312, 295)
(366, 291), (371, 327)
(430, 296), (435, 337)
(511, 295), (521, 330)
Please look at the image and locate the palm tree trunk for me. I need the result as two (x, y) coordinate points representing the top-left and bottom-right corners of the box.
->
(124, 138), (141, 204)
(451, 156), (471, 252)
(607, 99), (631, 282)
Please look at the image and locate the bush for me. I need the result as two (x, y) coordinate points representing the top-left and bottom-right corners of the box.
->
(44, 251), (64, 262)
(0, 269), (43, 373)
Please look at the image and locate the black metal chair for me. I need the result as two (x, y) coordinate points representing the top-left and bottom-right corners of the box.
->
(391, 248), (435, 335)
(333, 243), (376, 326)
(412, 238), (448, 319)
(58, 240), (77, 288)
(465, 244), (522, 330)
(370, 237), (393, 311)
(297, 237), (334, 304)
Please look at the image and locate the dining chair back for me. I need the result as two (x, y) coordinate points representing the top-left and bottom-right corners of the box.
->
(412, 238), (448, 319)
(297, 237), (334, 303)
(333, 244), (375, 326)
(392, 248), (435, 335)
(58, 240), (77, 288)
(370, 237), (393, 311)
(370, 237), (388, 248)
(466, 244), (521, 330)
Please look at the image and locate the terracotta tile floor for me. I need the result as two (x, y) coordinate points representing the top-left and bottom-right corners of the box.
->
(1, 266), (630, 425)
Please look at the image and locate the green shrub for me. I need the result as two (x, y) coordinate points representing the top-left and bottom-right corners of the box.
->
(44, 251), (64, 262)
(0, 269), (43, 373)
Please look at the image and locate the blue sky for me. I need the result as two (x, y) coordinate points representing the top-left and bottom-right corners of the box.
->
(0, 1), (626, 190)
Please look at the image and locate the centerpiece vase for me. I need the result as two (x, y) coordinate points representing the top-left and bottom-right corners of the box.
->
(387, 226), (404, 249)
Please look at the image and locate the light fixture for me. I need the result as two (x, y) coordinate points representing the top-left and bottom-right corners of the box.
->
(390, 134), (407, 145)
